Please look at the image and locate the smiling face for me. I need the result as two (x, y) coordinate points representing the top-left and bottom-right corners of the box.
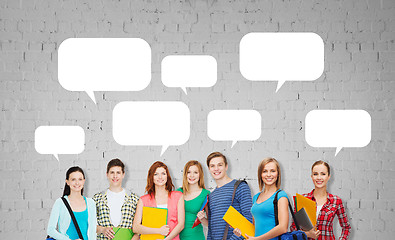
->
(311, 164), (331, 189)
(107, 166), (125, 188)
(261, 162), (278, 187)
(66, 171), (85, 193)
(187, 165), (200, 185)
(209, 156), (228, 181)
(153, 167), (167, 187)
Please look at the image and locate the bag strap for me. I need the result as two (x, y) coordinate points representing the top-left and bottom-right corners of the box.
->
(273, 190), (302, 239)
(61, 197), (84, 240)
(223, 179), (246, 240)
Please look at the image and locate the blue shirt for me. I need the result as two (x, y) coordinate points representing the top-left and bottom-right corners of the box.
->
(66, 196), (89, 240)
(251, 190), (288, 239)
(207, 179), (253, 240)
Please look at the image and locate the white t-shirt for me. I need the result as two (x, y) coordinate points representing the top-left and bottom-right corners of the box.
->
(107, 189), (126, 227)
(316, 205), (323, 219)
(157, 204), (167, 208)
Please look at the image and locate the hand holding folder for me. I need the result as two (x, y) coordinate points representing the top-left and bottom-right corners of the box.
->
(223, 206), (254, 239)
(192, 195), (208, 228)
(141, 207), (168, 240)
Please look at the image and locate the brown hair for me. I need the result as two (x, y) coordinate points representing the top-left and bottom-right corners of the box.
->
(257, 157), (282, 191)
(182, 160), (206, 193)
(107, 158), (125, 173)
(206, 152), (227, 167)
(311, 160), (331, 176)
(146, 161), (174, 196)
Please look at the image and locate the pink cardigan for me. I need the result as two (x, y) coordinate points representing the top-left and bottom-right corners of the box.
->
(141, 191), (183, 240)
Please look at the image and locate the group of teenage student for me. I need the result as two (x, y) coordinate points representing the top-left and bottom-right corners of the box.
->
(47, 152), (351, 240)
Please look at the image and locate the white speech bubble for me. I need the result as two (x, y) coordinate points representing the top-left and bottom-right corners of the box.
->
(161, 55), (217, 94)
(113, 101), (190, 156)
(58, 38), (151, 103)
(35, 126), (85, 161)
(207, 110), (261, 147)
(305, 110), (371, 156)
(240, 32), (324, 92)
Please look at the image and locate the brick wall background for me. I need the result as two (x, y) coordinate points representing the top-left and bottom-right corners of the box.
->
(1, 0), (395, 239)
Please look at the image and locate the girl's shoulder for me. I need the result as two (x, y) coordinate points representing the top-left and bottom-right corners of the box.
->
(277, 190), (288, 199)
(202, 188), (210, 196)
(170, 190), (183, 198)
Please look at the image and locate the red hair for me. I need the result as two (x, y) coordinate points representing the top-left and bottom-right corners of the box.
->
(146, 161), (174, 196)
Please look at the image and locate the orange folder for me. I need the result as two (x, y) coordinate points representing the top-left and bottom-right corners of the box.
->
(223, 206), (255, 239)
(141, 206), (168, 240)
(295, 193), (316, 226)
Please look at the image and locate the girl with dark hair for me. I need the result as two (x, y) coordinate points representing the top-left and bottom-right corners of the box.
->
(47, 166), (96, 240)
(291, 160), (351, 240)
(133, 161), (185, 240)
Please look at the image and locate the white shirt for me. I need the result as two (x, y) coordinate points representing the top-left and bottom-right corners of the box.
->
(157, 204), (167, 208)
(107, 189), (126, 227)
(316, 205), (323, 219)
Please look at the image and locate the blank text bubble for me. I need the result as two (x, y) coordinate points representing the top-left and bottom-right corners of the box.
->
(113, 101), (190, 155)
(240, 32), (324, 92)
(58, 38), (151, 103)
(207, 110), (261, 147)
(161, 55), (217, 94)
(305, 110), (371, 156)
(35, 126), (85, 161)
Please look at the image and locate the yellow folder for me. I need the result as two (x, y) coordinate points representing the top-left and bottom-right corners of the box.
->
(223, 206), (255, 239)
(141, 206), (168, 240)
(295, 193), (317, 226)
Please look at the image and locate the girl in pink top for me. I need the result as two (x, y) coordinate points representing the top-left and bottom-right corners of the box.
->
(133, 161), (185, 240)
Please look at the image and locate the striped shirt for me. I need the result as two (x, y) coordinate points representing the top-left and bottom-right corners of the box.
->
(207, 179), (253, 240)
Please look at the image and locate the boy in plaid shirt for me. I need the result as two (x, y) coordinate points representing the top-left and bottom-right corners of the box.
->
(93, 158), (139, 240)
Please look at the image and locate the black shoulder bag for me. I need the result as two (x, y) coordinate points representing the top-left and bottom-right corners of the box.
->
(273, 190), (307, 240)
(46, 197), (84, 240)
(223, 179), (247, 240)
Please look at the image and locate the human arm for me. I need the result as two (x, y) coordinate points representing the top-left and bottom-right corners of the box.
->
(164, 195), (185, 240)
(47, 198), (71, 240)
(249, 197), (289, 240)
(132, 199), (170, 235)
(337, 198), (351, 240)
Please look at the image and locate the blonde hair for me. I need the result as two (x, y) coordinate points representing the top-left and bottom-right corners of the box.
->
(182, 160), (205, 193)
(257, 157), (282, 191)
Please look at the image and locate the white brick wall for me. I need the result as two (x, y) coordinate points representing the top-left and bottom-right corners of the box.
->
(0, 0), (395, 239)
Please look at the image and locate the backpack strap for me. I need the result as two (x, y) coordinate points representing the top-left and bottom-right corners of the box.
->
(223, 179), (246, 240)
(61, 197), (84, 240)
(273, 190), (302, 240)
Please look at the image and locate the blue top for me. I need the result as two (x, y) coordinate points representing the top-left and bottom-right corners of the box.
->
(66, 197), (89, 240)
(251, 190), (288, 239)
(207, 179), (253, 240)
(47, 196), (97, 240)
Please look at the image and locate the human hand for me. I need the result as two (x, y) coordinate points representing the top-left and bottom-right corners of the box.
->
(102, 227), (115, 239)
(233, 228), (242, 237)
(197, 210), (205, 220)
(158, 225), (170, 236)
(306, 228), (320, 239)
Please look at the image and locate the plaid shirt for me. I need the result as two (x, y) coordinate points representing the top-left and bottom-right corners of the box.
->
(93, 189), (139, 240)
(291, 190), (351, 240)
